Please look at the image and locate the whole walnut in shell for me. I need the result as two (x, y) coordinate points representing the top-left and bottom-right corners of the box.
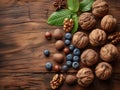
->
(92, 0), (109, 17)
(101, 15), (117, 32)
(95, 62), (112, 80)
(100, 44), (119, 62)
(89, 28), (107, 46)
(72, 32), (89, 49)
(76, 68), (94, 87)
(79, 12), (96, 30)
(81, 49), (98, 66)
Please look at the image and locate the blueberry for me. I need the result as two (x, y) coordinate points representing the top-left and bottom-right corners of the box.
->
(69, 44), (75, 51)
(61, 65), (68, 72)
(66, 61), (72, 67)
(73, 48), (80, 56)
(65, 40), (71, 45)
(45, 62), (52, 71)
(72, 62), (80, 69)
(43, 50), (50, 57)
(73, 56), (80, 62)
(66, 54), (73, 61)
(65, 33), (72, 40)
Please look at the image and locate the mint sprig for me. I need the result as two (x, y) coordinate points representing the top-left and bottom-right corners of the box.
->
(47, 0), (94, 33)
(71, 14), (78, 34)
(67, 0), (79, 12)
(80, 0), (94, 12)
(47, 9), (73, 26)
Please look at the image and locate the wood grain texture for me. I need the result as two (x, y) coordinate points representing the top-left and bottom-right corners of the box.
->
(0, 0), (120, 90)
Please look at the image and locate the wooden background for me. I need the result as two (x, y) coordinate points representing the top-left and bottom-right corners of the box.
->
(0, 0), (120, 90)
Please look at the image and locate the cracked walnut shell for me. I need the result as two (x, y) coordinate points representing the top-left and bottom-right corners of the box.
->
(95, 62), (112, 80)
(92, 0), (109, 17)
(76, 68), (94, 87)
(101, 15), (117, 32)
(79, 12), (96, 30)
(100, 44), (119, 62)
(72, 32), (89, 49)
(81, 49), (98, 66)
(89, 28), (107, 46)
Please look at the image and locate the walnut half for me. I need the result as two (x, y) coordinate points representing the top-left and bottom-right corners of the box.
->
(50, 74), (64, 89)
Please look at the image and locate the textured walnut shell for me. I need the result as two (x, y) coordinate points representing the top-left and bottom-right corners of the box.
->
(72, 32), (89, 49)
(81, 49), (98, 66)
(92, 0), (109, 17)
(89, 28), (107, 46)
(79, 13), (96, 30)
(101, 15), (117, 32)
(76, 68), (94, 87)
(50, 74), (64, 89)
(100, 44), (119, 62)
(95, 62), (112, 80)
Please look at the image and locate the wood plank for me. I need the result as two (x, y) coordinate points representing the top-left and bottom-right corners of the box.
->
(0, 0), (120, 89)
(0, 73), (119, 90)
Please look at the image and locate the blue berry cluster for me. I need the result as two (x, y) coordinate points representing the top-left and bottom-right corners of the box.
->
(63, 33), (81, 70)
(44, 33), (81, 72)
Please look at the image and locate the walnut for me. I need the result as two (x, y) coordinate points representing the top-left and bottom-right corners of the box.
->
(72, 32), (89, 49)
(92, 0), (109, 17)
(76, 68), (94, 87)
(100, 44), (119, 62)
(79, 12), (96, 30)
(95, 62), (112, 80)
(63, 18), (74, 33)
(50, 74), (64, 89)
(81, 49), (98, 66)
(89, 28), (107, 46)
(108, 32), (120, 45)
(101, 15), (117, 32)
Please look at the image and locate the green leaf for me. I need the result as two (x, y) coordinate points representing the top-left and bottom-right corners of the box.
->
(71, 14), (78, 34)
(47, 9), (73, 26)
(67, 0), (80, 12)
(79, 0), (94, 12)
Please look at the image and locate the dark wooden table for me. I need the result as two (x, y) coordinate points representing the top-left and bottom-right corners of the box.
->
(0, 0), (120, 90)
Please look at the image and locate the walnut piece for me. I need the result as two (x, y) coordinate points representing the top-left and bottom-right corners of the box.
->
(81, 49), (98, 66)
(101, 15), (117, 32)
(76, 68), (94, 87)
(100, 44), (119, 62)
(79, 12), (96, 30)
(63, 18), (74, 33)
(89, 28), (107, 46)
(72, 32), (89, 49)
(50, 74), (64, 89)
(92, 0), (109, 17)
(95, 62), (112, 80)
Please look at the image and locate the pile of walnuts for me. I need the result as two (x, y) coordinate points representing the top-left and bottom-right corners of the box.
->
(48, 0), (120, 89)
(72, 0), (119, 87)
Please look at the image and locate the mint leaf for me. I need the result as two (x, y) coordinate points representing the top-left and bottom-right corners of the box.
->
(80, 0), (94, 12)
(47, 9), (73, 26)
(67, 0), (79, 12)
(71, 14), (78, 34)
